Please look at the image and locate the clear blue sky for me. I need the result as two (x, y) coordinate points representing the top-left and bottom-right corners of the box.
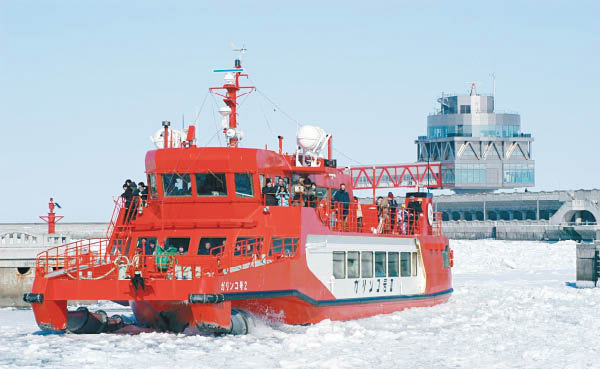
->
(1, 1), (599, 222)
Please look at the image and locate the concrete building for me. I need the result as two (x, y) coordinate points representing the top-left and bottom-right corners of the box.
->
(416, 84), (534, 193)
(0, 223), (107, 306)
(434, 189), (600, 241)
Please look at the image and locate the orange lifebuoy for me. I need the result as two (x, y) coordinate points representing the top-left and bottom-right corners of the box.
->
(317, 200), (329, 223)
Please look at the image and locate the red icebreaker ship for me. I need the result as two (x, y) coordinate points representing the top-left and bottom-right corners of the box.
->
(25, 56), (453, 335)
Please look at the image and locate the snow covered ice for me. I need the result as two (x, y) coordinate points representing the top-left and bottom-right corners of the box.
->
(2, 240), (599, 369)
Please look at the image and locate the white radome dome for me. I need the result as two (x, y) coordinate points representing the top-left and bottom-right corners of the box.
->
(297, 125), (326, 152)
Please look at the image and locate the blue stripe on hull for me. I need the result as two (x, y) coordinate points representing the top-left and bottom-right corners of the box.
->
(224, 288), (453, 307)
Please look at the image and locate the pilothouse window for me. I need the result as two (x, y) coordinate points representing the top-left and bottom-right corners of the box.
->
(162, 173), (192, 197)
(148, 174), (158, 199)
(235, 173), (254, 198)
(198, 237), (226, 255)
(196, 173), (227, 197)
(165, 237), (190, 255)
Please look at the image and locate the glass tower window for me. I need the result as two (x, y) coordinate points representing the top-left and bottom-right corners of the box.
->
(503, 163), (534, 184)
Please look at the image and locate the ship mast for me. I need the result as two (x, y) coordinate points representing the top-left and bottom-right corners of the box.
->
(210, 54), (254, 148)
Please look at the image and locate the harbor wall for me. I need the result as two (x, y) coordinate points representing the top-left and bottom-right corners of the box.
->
(0, 223), (107, 307)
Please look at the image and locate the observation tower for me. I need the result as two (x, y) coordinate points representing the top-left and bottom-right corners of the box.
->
(416, 83), (534, 193)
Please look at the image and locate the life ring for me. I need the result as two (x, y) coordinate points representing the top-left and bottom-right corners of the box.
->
(449, 249), (454, 268)
(317, 200), (329, 223)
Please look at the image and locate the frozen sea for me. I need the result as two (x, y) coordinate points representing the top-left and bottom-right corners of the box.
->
(1, 240), (598, 369)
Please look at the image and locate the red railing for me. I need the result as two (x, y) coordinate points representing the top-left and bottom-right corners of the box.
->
(36, 238), (113, 278)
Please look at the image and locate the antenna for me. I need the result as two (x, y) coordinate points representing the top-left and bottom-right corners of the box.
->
(490, 72), (496, 98)
(230, 42), (247, 61)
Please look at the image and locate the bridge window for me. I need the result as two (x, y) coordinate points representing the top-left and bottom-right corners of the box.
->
(333, 251), (345, 279)
(400, 252), (411, 276)
(162, 173), (192, 197)
(375, 252), (386, 278)
(196, 173), (227, 197)
(136, 237), (158, 254)
(347, 251), (360, 278)
(198, 237), (226, 255)
(165, 237), (190, 255)
(361, 251), (373, 278)
(388, 252), (399, 277)
(148, 174), (158, 199)
(270, 237), (298, 257)
(235, 173), (254, 198)
(234, 237), (263, 256)
(460, 104), (471, 114)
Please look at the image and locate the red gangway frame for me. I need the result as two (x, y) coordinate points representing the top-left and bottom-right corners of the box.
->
(349, 162), (442, 200)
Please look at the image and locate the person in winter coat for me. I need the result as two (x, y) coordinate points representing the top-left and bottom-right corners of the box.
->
(388, 192), (398, 233)
(138, 182), (148, 206)
(121, 183), (133, 223)
(262, 178), (278, 206)
(275, 178), (290, 206)
(332, 184), (350, 230)
(354, 196), (363, 232)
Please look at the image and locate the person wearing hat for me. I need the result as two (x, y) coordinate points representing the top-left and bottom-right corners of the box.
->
(388, 192), (398, 234)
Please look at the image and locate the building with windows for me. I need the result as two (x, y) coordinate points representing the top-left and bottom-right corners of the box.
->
(416, 85), (534, 193)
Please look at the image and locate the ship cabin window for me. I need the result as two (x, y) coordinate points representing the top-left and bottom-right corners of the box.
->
(147, 174), (158, 199)
(235, 173), (254, 198)
(333, 251), (345, 279)
(136, 237), (158, 255)
(375, 252), (386, 277)
(388, 252), (399, 277)
(361, 251), (373, 278)
(162, 173), (192, 197)
(400, 252), (411, 276)
(347, 251), (360, 278)
(270, 237), (298, 257)
(165, 237), (190, 255)
(198, 237), (226, 256)
(412, 252), (418, 276)
(460, 104), (471, 114)
(196, 173), (227, 197)
(234, 237), (263, 256)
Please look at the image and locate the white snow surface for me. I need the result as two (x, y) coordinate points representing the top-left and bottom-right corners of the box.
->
(2, 240), (599, 369)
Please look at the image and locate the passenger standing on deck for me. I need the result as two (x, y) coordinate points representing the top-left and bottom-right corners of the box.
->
(407, 195), (422, 230)
(306, 183), (317, 207)
(354, 196), (363, 232)
(388, 192), (398, 233)
(275, 177), (290, 206)
(376, 196), (389, 234)
(138, 182), (148, 207)
(332, 184), (350, 230)
(262, 178), (278, 206)
(400, 204), (409, 234)
(129, 182), (140, 221)
(121, 183), (133, 223)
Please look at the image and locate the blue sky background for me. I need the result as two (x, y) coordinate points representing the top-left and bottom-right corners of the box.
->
(1, 1), (598, 222)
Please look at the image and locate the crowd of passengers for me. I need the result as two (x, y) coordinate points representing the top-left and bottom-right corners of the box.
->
(261, 176), (424, 235)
